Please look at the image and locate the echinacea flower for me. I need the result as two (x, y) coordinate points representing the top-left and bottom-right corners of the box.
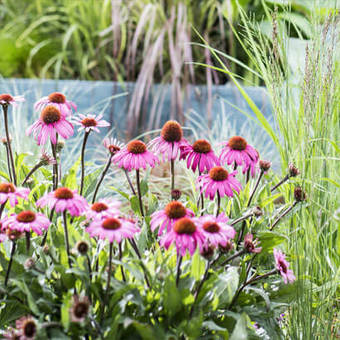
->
(244, 233), (262, 253)
(0, 93), (25, 107)
(180, 139), (219, 173)
(197, 166), (242, 200)
(149, 120), (189, 161)
(112, 140), (159, 171)
(26, 105), (74, 145)
(219, 136), (259, 177)
(160, 217), (205, 256)
(0, 182), (30, 206)
(2, 210), (50, 235)
(37, 187), (88, 217)
(197, 213), (236, 248)
(39, 151), (56, 166)
(274, 248), (296, 284)
(70, 295), (90, 323)
(34, 92), (76, 117)
(150, 201), (194, 236)
(103, 137), (124, 155)
(72, 113), (110, 133)
(86, 216), (140, 243)
(85, 199), (121, 221)
(16, 315), (37, 340)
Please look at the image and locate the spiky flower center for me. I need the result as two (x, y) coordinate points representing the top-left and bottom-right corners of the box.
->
(164, 201), (186, 219)
(0, 94), (13, 102)
(203, 221), (220, 233)
(81, 118), (97, 127)
(48, 92), (66, 104)
(16, 211), (36, 223)
(54, 187), (74, 199)
(22, 320), (37, 337)
(0, 183), (15, 193)
(173, 217), (196, 235)
(107, 144), (121, 154)
(209, 166), (228, 181)
(278, 259), (288, 273)
(41, 105), (61, 124)
(91, 202), (108, 212)
(192, 139), (211, 154)
(161, 120), (183, 142)
(127, 140), (146, 154)
(76, 241), (89, 255)
(102, 218), (121, 230)
(228, 136), (247, 151)
(73, 302), (89, 318)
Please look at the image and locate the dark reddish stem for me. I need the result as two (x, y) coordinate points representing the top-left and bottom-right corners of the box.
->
(80, 131), (90, 196)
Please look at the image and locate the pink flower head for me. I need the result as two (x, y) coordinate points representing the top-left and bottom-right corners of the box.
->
(26, 105), (74, 145)
(219, 136), (259, 177)
(86, 216), (140, 243)
(160, 217), (205, 256)
(180, 139), (219, 173)
(148, 120), (189, 161)
(112, 140), (159, 171)
(37, 187), (88, 217)
(197, 213), (236, 248)
(2, 210), (50, 235)
(150, 201), (194, 236)
(0, 182), (30, 206)
(0, 93), (25, 107)
(103, 137), (124, 155)
(34, 92), (76, 117)
(85, 199), (121, 221)
(274, 248), (296, 284)
(244, 233), (262, 253)
(15, 315), (37, 339)
(72, 113), (110, 133)
(197, 166), (242, 200)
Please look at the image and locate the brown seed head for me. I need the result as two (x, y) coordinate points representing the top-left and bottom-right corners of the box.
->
(48, 92), (66, 104)
(127, 140), (146, 154)
(294, 186), (306, 202)
(173, 217), (196, 235)
(54, 187), (74, 199)
(41, 105), (61, 124)
(203, 221), (220, 233)
(164, 201), (186, 219)
(91, 202), (108, 212)
(0, 183), (15, 193)
(192, 139), (211, 154)
(16, 211), (36, 223)
(209, 166), (228, 181)
(81, 117), (97, 127)
(102, 218), (121, 230)
(161, 121), (183, 142)
(259, 160), (271, 172)
(0, 94), (13, 103)
(228, 136), (247, 151)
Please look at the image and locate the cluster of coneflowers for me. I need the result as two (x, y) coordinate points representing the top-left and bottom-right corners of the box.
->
(0, 92), (303, 336)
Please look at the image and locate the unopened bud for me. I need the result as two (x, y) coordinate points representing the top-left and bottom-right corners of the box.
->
(289, 163), (299, 177)
(171, 189), (181, 200)
(219, 240), (233, 253)
(76, 241), (89, 255)
(43, 245), (50, 254)
(24, 258), (35, 270)
(259, 160), (271, 172)
(56, 141), (65, 153)
(200, 245), (215, 260)
(294, 186), (306, 202)
(253, 206), (263, 217)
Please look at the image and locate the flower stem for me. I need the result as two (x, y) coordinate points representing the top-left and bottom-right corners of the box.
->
(41, 207), (55, 247)
(220, 249), (246, 267)
(269, 202), (298, 231)
(5, 241), (16, 286)
(123, 169), (137, 196)
(189, 260), (210, 317)
(62, 211), (72, 268)
(25, 231), (30, 253)
(92, 154), (113, 203)
(22, 163), (42, 186)
(2, 105), (16, 185)
(51, 141), (58, 190)
(102, 242), (113, 320)
(247, 170), (264, 207)
(118, 242), (126, 282)
(4, 143), (13, 182)
(271, 174), (289, 192)
(0, 201), (6, 219)
(197, 167), (204, 215)
(86, 254), (92, 282)
(170, 158), (175, 194)
(216, 191), (221, 217)
(80, 131), (90, 196)
(230, 212), (253, 226)
(176, 254), (183, 287)
(136, 169), (145, 217)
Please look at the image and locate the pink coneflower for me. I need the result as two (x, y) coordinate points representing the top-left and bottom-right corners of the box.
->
(26, 105), (74, 145)
(70, 295), (90, 323)
(197, 166), (242, 200)
(85, 199), (121, 221)
(160, 217), (205, 256)
(180, 139), (219, 173)
(72, 113), (110, 133)
(219, 136), (259, 177)
(103, 137), (124, 155)
(39, 151), (56, 166)
(2, 211), (50, 235)
(112, 140), (159, 171)
(37, 187), (88, 217)
(148, 120), (189, 161)
(0, 182), (30, 206)
(34, 92), (76, 117)
(197, 213), (236, 248)
(86, 216), (140, 243)
(0, 93), (25, 107)
(16, 315), (37, 339)
(244, 233), (262, 253)
(150, 201), (194, 236)
(274, 248), (296, 284)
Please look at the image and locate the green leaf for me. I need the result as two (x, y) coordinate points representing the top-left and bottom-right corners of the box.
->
(13, 280), (39, 315)
(140, 179), (148, 196)
(257, 232), (287, 252)
(215, 267), (239, 306)
(61, 292), (72, 330)
(163, 276), (182, 317)
(190, 250), (205, 281)
(230, 313), (248, 340)
(130, 195), (140, 214)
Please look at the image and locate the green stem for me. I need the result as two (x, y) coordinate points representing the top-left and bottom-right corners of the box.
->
(62, 211), (72, 268)
(247, 170), (264, 207)
(25, 231), (30, 253)
(176, 254), (182, 287)
(80, 131), (90, 196)
(216, 191), (221, 217)
(92, 154), (113, 203)
(118, 242), (126, 282)
(4, 143), (13, 182)
(170, 158), (175, 194)
(51, 141), (58, 190)
(102, 242), (113, 321)
(136, 169), (145, 217)
(4, 241), (16, 286)
(123, 169), (137, 196)
(22, 163), (42, 185)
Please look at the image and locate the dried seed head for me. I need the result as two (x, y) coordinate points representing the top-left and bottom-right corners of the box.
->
(16, 211), (36, 223)
(173, 217), (196, 235)
(24, 258), (35, 270)
(0, 183), (15, 193)
(228, 136), (247, 151)
(200, 245), (215, 260)
(48, 92), (66, 104)
(71, 296), (90, 322)
(259, 160), (271, 172)
(192, 139), (211, 154)
(171, 189), (181, 200)
(209, 166), (228, 181)
(294, 186), (306, 202)
(54, 187), (74, 199)
(56, 141), (65, 153)
(161, 121), (183, 142)
(288, 163), (300, 177)
(164, 201), (186, 219)
(102, 218), (121, 230)
(76, 241), (89, 255)
(127, 140), (147, 154)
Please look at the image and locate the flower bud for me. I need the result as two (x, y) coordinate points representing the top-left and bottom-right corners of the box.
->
(219, 240), (233, 253)
(253, 206), (263, 217)
(43, 245), (50, 254)
(294, 186), (306, 202)
(200, 245), (215, 260)
(171, 189), (181, 200)
(24, 258), (35, 270)
(288, 163), (299, 177)
(259, 160), (271, 172)
(76, 241), (89, 255)
(56, 141), (65, 153)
